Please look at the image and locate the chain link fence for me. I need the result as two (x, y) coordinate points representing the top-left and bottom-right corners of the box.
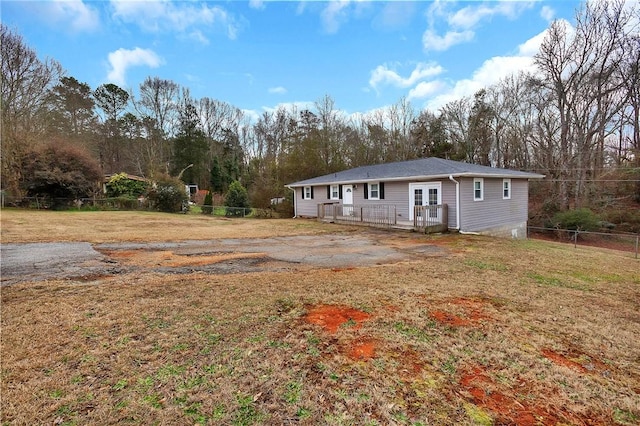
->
(528, 226), (639, 259)
(1, 196), (266, 218)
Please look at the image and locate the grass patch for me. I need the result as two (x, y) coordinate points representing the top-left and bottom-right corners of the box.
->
(525, 272), (592, 291)
(393, 320), (434, 342)
(463, 259), (509, 271)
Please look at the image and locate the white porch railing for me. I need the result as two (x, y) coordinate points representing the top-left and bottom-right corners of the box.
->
(413, 205), (448, 233)
(318, 203), (397, 228)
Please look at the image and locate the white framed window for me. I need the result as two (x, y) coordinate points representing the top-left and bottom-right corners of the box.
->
(303, 186), (313, 200)
(503, 179), (511, 200)
(330, 184), (340, 200)
(368, 182), (380, 200)
(473, 178), (484, 201)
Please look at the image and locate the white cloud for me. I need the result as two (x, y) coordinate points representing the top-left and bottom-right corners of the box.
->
(372, 1), (417, 31)
(268, 86), (287, 94)
(540, 5), (556, 22)
(369, 62), (444, 91)
(321, 0), (351, 34)
(110, 0), (243, 41)
(41, 0), (100, 32)
(449, 2), (530, 30)
(422, 29), (474, 52)
(422, 1), (533, 52)
(517, 28), (548, 56)
(472, 55), (536, 87)
(106, 47), (163, 86)
(249, 0), (265, 10)
(423, 30), (545, 112)
(188, 30), (209, 45)
(407, 81), (446, 101)
(259, 101), (316, 117)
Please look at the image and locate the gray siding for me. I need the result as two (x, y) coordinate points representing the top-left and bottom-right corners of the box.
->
(294, 179), (459, 227)
(441, 180), (457, 229)
(458, 178), (529, 233)
(293, 186), (331, 217)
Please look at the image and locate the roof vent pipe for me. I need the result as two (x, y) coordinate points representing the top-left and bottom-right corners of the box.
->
(448, 175), (460, 230)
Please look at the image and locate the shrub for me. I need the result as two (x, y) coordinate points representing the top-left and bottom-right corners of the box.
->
(19, 141), (102, 209)
(225, 181), (250, 217)
(550, 208), (601, 231)
(105, 172), (148, 198)
(602, 206), (640, 233)
(147, 175), (188, 213)
(274, 198), (294, 218)
(252, 208), (277, 219)
(202, 191), (213, 215)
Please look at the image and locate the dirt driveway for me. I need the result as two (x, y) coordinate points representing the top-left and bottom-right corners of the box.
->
(1, 233), (446, 285)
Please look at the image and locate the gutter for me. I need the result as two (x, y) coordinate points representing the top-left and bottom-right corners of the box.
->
(288, 172), (545, 188)
(448, 175), (460, 230)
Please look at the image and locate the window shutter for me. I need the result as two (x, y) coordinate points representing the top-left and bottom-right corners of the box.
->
(339, 185), (343, 199)
(327, 185), (330, 199)
(380, 182), (385, 199)
(363, 183), (368, 200)
(310, 187), (314, 199)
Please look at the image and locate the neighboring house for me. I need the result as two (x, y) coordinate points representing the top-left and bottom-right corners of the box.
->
(286, 157), (544, 238)
(185, 184), (199, 202)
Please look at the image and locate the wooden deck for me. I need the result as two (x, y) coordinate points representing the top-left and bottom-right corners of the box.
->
(318, 203), (448, 234)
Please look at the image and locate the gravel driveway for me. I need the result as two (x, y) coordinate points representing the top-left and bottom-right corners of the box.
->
(1, 234), (445, 285)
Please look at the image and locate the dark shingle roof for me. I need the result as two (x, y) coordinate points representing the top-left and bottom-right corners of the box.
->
(287, 157), (544, 187)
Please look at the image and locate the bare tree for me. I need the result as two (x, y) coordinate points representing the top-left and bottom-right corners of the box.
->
(533, 0), (635, 208)
(440, 97), (472, 161)
(1, 24), (63, 195)
(133, 77), (181, 176)
(315, 94), (347, 171)
(387, 97), (416, 161)
(197, 97), (241, 160)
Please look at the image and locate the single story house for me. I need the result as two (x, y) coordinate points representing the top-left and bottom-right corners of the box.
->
(286, 157), (544, 238)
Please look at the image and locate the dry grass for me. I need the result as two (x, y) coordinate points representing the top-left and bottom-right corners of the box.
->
(2, 210), (640, 425)
(0, 209), (345, 243)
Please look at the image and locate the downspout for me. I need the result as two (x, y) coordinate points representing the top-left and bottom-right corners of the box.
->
(448, 175), (460, 230)
(286, 186), (297, 218)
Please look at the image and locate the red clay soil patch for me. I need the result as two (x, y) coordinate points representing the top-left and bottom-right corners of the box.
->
(541, 347), (611, 376)
(542, 348), (587, 373)
(459, 366), (562, 426)
(430, 310), (472, 326)
(397, 348), (426, 380)
(430, 298), (493, 327)
(458, 365), (611, 426)
(347, 339), (377, 360)
(305, 304), (371, 334)
(331, 267), (355, 272)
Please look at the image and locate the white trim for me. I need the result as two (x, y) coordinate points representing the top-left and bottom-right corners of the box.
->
(409, 182), (441, 221)
(342, 184), (354, 215)
(330, 184), (340, 200)
(473, 178), (484, 201)
(303, 186), (312, 200)
(368, 182), (380, 200)
(288, 172), (545, 188)
(502, 178), (511, 200)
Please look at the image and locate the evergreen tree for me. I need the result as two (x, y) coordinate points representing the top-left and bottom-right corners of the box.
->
(210, 156), (226, 193)
(202, 191), (213, 214)
(224, 180), (250, 217)
(172, 102), (208, 185)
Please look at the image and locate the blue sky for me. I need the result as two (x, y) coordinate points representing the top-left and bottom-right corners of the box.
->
(3, 0), (582, 119)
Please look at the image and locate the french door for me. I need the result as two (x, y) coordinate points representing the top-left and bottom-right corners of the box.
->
(409, 183), (441, 221)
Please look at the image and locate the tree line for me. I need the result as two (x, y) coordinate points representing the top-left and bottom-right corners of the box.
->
(1, 1), (638, 213)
